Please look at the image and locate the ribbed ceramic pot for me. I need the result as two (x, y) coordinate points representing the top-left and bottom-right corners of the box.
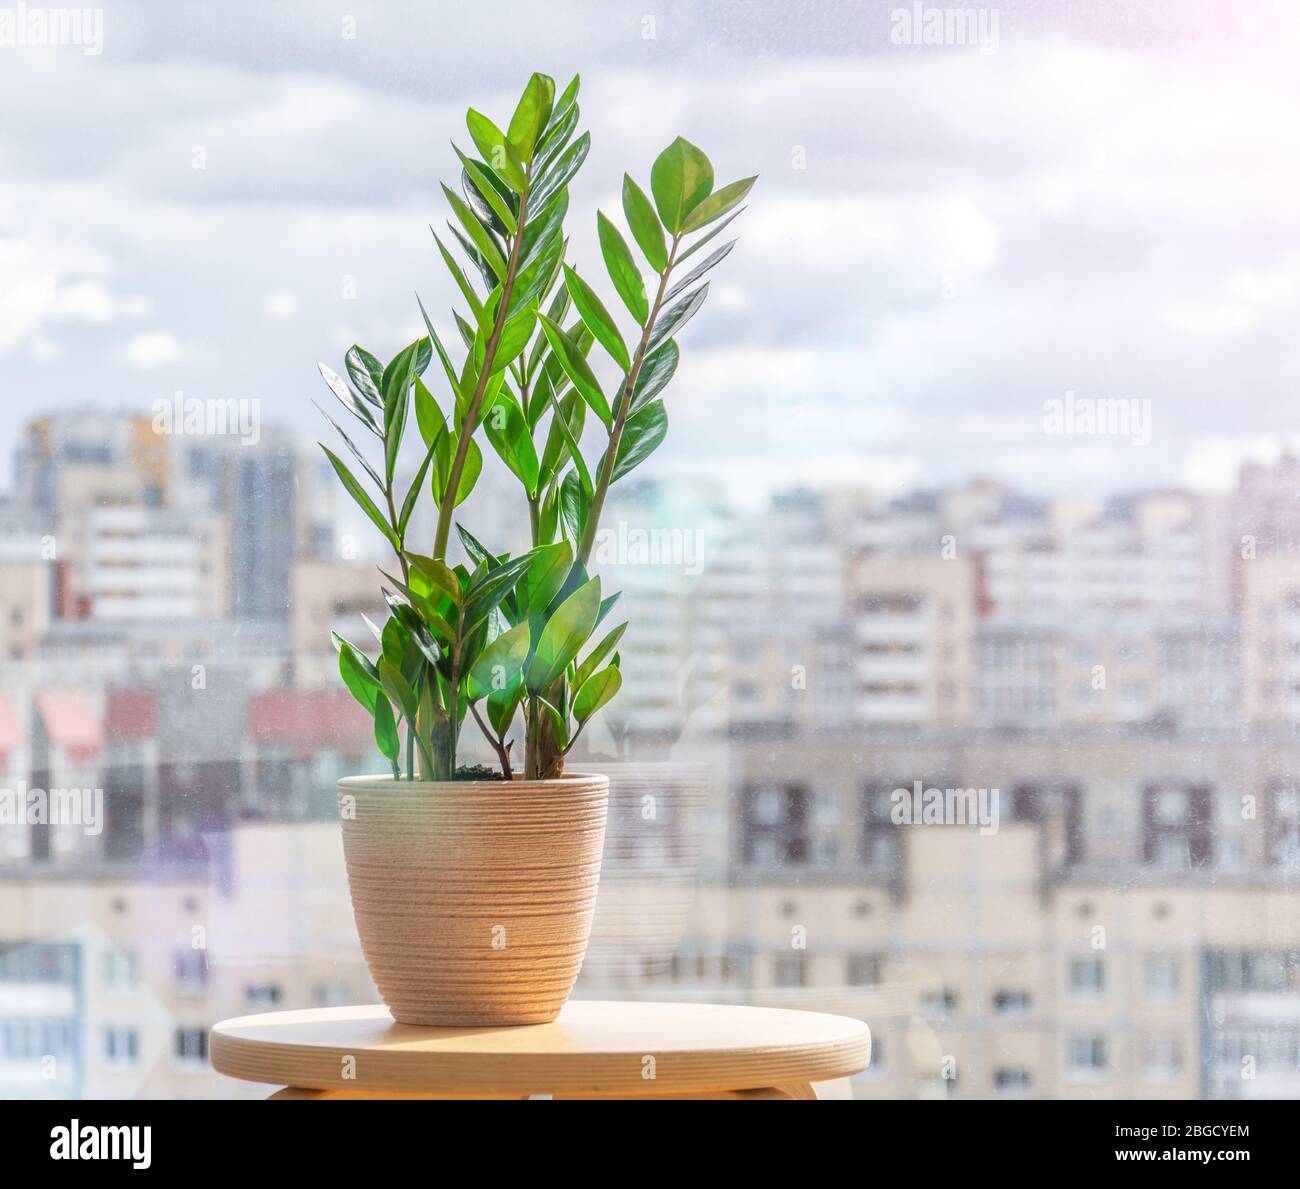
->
(337, 773), (608, 1026)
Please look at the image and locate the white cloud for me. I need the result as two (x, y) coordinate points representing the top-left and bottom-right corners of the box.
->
(114, 330), (188, 369)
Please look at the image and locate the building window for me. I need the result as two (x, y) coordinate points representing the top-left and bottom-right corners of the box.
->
(919, 988), (958, 1020)
(103, 949), (137, 990)
(1144, 956), (1180, 1001)
(993, 1067), (1032, 1095)
(314, 983), (352, 1008)
(846, 954), (882, 987)
(992, 990), (1031, 1017)
(1067, 1035), (1107, 1079)
(1142, 1037), (1183, 1082)
(1068, 957), (1105, 998)
(173, 951), (209, 995)
(245, 983), (282, 1009)
(174, 1028), (209, 1066)
(772, 955), (807, 988)
(104, 1026), (139, 1068)
(740, 784), (808, 866)
(1142, 783), (1213, 869)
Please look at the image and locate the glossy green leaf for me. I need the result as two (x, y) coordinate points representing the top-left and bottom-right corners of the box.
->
(466, 107), (526, 191)
(573, 620), (628, 692)
(665, 239), (735, 303)
(647, 282), (708, 352)
(676, 207), (744, 264)
(680, 175), (756, 234)
(484, 392), (541, 497)
(433, 428), (482, 508)
(335, 633), (381, 715)
(507, 72), (554, 162)
(537, 313), (611, 429)
(406, 553), (462, 604)
(320, 445), (399, 552)
(541, 389), (586, 474)
(413, 376), (443, 449)
(622, 174), (667, 273)
(345, 346), (384, 407)
(597, 211), (648, 326)
(519, 540), (572, 617)
(429, 231), (483, 323)
(313, 400), (383, 490)
(528, 575), (601, 693)
(535, 696), (570, 751)
(630, 340), (679, 413)
(399, 437), (439, 537)
(564, 264), (629, 370)
(373, 695), (400, 771)
(443, 183), (507, 281)
(455, 147), (517, 234)
(378, 657), (419, 720)
(319, 362), (380, 435)
(650, 136), (714, 233)
(559, 470), (590, 548)
(605, 398), (668, 483)
(487, 671), (525, 737)
(533, 101), (578, 178)
(574, 665), (622, 724)
(467, 620), (531, 701)
(529, 131), (590, 218)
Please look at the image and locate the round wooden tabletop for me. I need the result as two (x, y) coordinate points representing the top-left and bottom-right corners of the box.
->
(210, 1001), (872, 1098)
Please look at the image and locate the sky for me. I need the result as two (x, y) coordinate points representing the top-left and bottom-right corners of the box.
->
(3, 0), (1300, 508)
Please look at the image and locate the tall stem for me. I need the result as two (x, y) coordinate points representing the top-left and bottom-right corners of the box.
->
(576, 234), (680, 566)
(432, 183), (532, 561)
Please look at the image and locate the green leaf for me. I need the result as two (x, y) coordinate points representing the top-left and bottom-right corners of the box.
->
(650, 137), (714, 233)
(529, 131), (590, 217)
(413, 376), (444, 449)
(535, 696), (570, 751)
(399, 437), (438, 537)
(433, 428), (482, 508)
(335, 634), (381, 715)
(443, 183), (507, 282)
(665, 239), (735, 303)
(319, 362), (380, 435)
(528, 575), (601, 693)
(345, 346), (385, 407)
(519, 189), (568, 272)
(597, 211), (648, 326)
(630, 340), (679, 413)
(429, 231), (483, 323)
(455, 146), (517, 234)
(541, 389), (586, 474)
(507, 72), (555, 163)
(534, 101), (579, 177)
(605, 399), (668, 483)
(559, 470), (589, 545)
(416, 293), (468, 411)
(482, 305), (536, 375)
(537, 313), (611, 429)
(463, 551), (537, 633)
(313, 400), (383, 490)
(563, 264), (629, 370)
(677, 208), (744, 264)
(647, 283), (708, 352)
(487, 672), (525, 737)
(466, 108), (526, 190)
(467, 620), (531, 701)
(381, 574), (456, 643)
(622, 174), (667, 273)
(680, 175), (756, 234)
(320, 445), (399, 552)
(574, 621), (628, 692)
(456, 524), (498, 571)
(483, 393), (541, 497)
(373, 695), (400, 770)
(378, 657), (419, 720)
(406, 554), (462, 604)
(574, 665), (622, 724)
(518, 540), (573, 617)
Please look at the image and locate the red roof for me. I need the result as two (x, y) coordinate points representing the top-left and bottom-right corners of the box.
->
(35, 688), (103, 760)
(0, 695), (24, 760)
(247, 689), (374, 760)
(106, 689), (156, 741)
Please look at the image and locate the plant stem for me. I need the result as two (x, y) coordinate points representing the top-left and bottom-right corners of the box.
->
(576, 234), (680, 566)
(432, 182), (532, 562)
(470, 701), (512, 779)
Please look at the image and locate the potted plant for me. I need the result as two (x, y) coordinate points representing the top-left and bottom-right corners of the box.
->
(316, 71), (754, 1025)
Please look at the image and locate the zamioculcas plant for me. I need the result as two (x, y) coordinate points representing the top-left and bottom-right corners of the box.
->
(316, 71), (754, 783)
(314, 70), (755, 1027)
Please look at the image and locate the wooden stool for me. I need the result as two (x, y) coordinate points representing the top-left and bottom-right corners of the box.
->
(210, 1001), (871, 1100)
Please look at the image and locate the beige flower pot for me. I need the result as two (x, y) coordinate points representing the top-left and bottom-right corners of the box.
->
(337, 772), (608, 1026)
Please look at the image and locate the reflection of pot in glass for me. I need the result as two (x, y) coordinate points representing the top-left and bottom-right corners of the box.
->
(580, 761), (710, 981)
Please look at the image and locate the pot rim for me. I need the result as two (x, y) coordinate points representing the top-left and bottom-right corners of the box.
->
(337, 771), (609, 791)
